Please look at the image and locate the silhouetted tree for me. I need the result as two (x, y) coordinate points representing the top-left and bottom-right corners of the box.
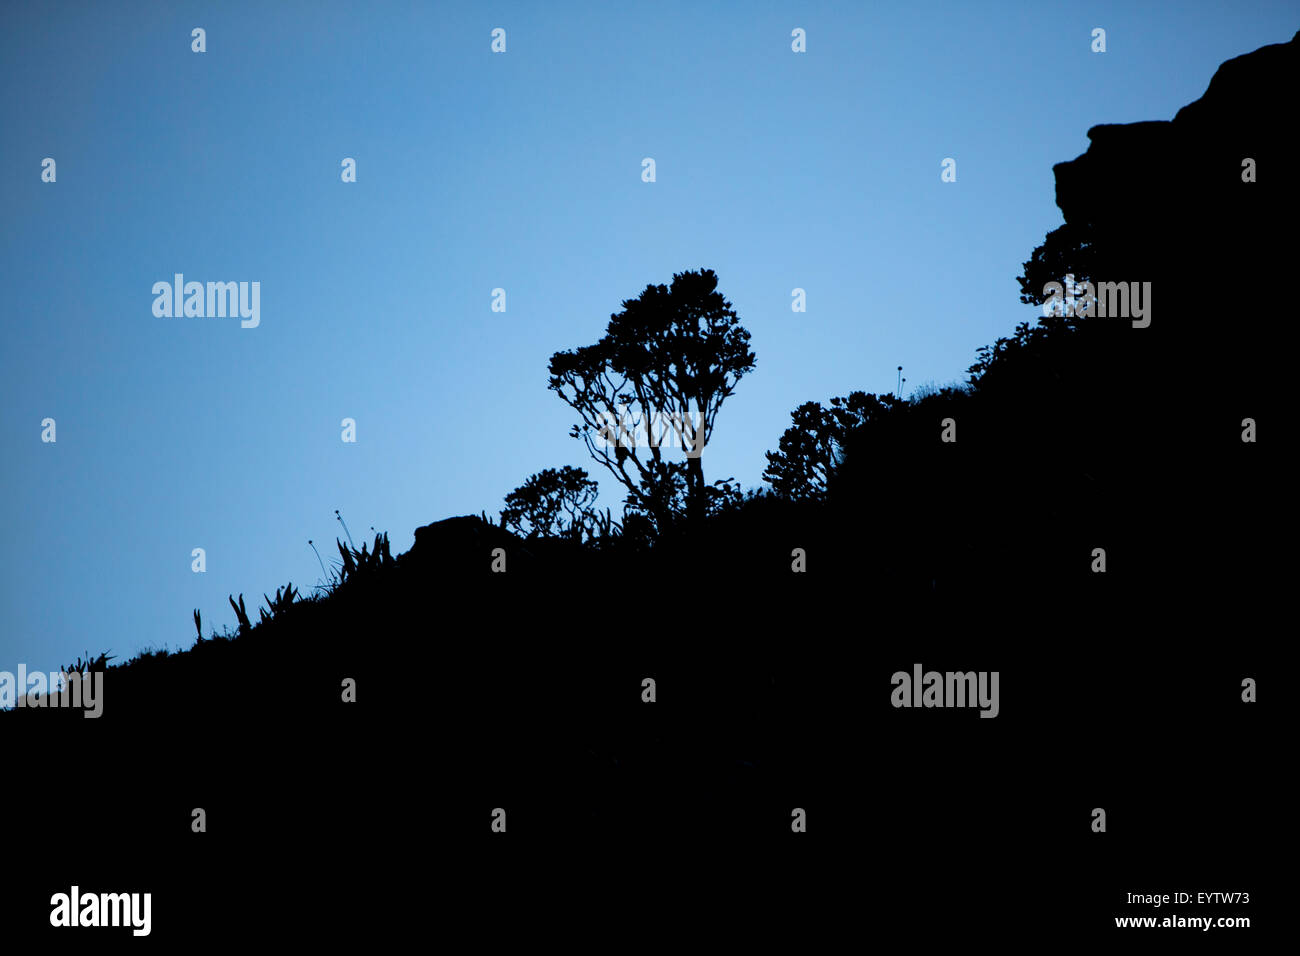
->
(763, 391), (903, 500)
(971, 212), (1153, 390)
(1016, 221), (1098, 310)
(548, 268), (755, 533)
(501, 466), (600, 541)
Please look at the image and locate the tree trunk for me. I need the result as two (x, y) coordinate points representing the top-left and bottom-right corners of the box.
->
(686, 455), (705, 525)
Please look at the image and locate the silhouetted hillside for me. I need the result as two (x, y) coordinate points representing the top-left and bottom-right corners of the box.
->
(8, 27), (1291, 765)
(7, 32), (1291, 942)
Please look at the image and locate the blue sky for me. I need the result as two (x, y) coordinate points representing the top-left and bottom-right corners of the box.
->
(1, 1), (1294, 674)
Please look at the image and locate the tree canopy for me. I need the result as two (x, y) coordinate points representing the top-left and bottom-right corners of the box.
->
(500, 466), (600, 541)
(548, 268), (754, 534)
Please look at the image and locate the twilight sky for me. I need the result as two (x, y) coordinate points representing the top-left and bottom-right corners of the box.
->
(1, 1), (1293, 674)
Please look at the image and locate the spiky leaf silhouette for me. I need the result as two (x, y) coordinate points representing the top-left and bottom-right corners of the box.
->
(334, 533), (391, 584)
(228, 594), (251, 636)
(261, 583), (299, 621)
(61, 650), (116, 676)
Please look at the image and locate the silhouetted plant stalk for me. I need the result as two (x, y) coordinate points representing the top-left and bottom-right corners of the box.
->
(335, 509), (357, 551)
(308, 539), (328, 579)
